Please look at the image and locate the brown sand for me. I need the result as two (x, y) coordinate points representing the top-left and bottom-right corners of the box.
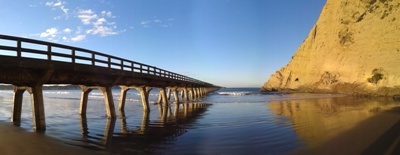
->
(0, 121), (103, 155)
(291, 107), (400, 155)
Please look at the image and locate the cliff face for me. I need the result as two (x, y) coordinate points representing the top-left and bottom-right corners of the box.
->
(262, 0), (400, 96)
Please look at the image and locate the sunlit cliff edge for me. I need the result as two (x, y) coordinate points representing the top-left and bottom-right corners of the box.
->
(262, 0), (400, 96)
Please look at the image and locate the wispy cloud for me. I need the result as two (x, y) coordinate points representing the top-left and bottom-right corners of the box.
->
(71, 35), (86, 42)
(45, 1), (69, 18)
(140, 18), (175, 28)
(86, 24), (117, 36)
(77, 9), (97, 25)
(101, 11), (114, 18)
(140, 20), (151, 28)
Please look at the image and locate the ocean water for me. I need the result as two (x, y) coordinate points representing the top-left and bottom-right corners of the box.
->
(0, 87), (399, 154)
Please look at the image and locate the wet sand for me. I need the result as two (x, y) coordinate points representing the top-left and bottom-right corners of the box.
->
(0, 121), (101, 155)
(292, 106), (400, 155)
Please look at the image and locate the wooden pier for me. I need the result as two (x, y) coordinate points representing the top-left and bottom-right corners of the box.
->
(0, 34), (219, 131)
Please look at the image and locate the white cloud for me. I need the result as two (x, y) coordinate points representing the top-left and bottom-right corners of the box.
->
(71, 35), (85, 42)
(45, 1), (54, 6)
(39, 5), (121, 41)
(40, 28), (58, 38)
(77, 10), (119, 36)
(154, 19), (162, 23)
(54, 1), (62, 7)
(63, 28), (72, 33)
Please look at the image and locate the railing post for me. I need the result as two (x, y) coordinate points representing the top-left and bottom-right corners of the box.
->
(131, 62), (134, 72)
(120, 60), (123, 70)
(108, 57), (111, 68)
(91, 53), (95, 66)
(47, 45), (52, 61)
(140, 65), (143, 73)
(71, 49), (75, 64)
(17, 40), (21, 58)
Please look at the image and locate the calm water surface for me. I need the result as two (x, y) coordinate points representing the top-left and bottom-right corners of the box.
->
(0, 88), (399, 154)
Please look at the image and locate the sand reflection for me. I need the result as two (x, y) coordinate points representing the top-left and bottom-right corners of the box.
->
(268, 96), (400, 154)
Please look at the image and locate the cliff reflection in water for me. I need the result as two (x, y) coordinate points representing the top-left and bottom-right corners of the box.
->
(268, 96), (400, 148)
(73, 103), (210, 154)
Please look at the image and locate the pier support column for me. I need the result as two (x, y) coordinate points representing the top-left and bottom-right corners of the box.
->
(166, 88), (172, 100)
(157, 92), (162, 104)
(158, 87), (168, 108)
(134, 86), (152, 112)
(79, 85), (93, 116)
(171, 87), (180, 104)
(99, 87), (116, 118)
(183, 88), (189, 101)
(193, 88), (198, 99)
(180, 90), (184, 98)
(10, 71), (53, 132)
(196, 88), (201, 98)
(118, 86), (130, 111)
(12, 87), (26, 125)
(27, 85), (46, 131)
(190, 88), (195, 100)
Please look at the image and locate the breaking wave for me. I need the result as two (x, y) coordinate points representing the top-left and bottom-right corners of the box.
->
(218, 91), (258, 96)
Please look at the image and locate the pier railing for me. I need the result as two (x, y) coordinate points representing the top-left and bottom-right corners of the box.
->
(0, 34), (210, 86)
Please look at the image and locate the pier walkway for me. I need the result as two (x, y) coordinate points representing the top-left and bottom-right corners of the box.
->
(0, 34), (219, 131)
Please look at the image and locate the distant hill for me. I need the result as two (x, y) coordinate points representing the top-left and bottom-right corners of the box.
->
(262, 0), (400, 96)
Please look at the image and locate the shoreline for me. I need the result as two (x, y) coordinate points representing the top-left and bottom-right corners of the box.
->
(0, 121), (102, 155)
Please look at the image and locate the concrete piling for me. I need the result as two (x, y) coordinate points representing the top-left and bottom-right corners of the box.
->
(79, 86), (116, 118)
(79, 85), (93, 116)
(118, 86), (130, 111)
(99, 87), (116, 118)
(134, 86), (152, 112)
(12, 87), (26, 125)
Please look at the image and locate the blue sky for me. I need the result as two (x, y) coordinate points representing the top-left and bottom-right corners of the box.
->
(0, 0), (326, 87)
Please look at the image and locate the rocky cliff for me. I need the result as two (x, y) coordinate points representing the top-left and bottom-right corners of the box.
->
(262, 0), (400, 96)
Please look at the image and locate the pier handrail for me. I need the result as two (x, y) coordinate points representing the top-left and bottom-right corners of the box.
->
(0, 34), (212, 86)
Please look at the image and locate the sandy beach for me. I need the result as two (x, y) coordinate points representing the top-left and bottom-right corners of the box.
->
(291, 106), (400, 155)
(0, 121), (102, 155)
